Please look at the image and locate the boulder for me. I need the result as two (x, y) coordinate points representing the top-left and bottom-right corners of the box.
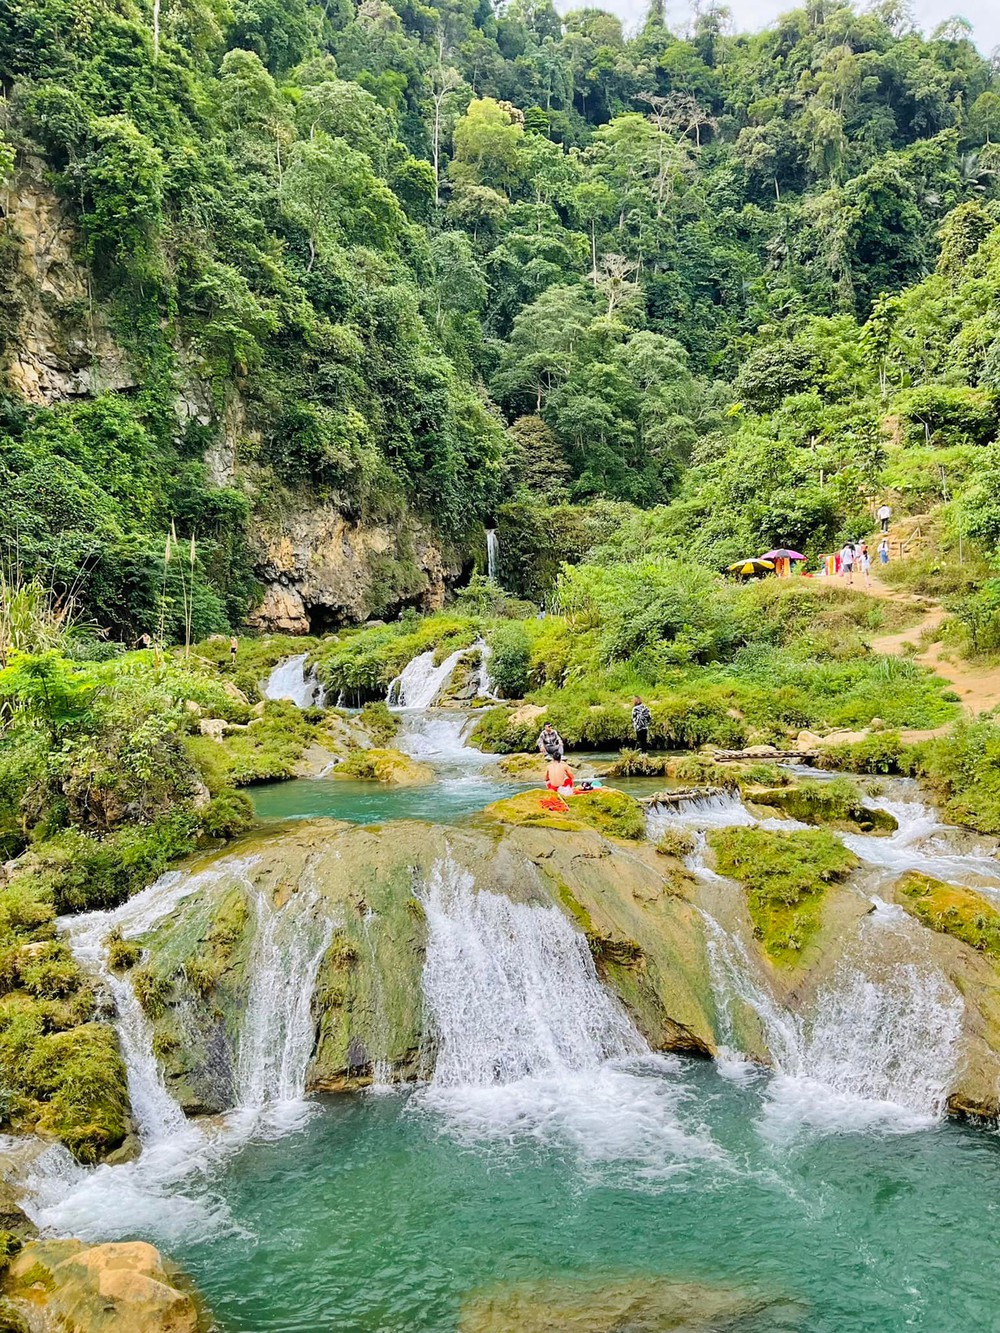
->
(3, 1240), (204, 1332)
(460, 1276), (799, 1332)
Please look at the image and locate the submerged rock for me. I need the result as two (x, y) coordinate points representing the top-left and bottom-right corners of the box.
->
(3, 1239), (206, 1332)
(459, 1275), (800, 1332)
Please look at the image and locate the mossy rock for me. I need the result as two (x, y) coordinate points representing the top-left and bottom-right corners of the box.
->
(708, 826), (859, 966)
(460, 1275), (796, 1332)
(897, 873), (1000, 959)
(746, 779), (897, 835)
(496, 752), (546, 778)
(482, 788), (645, 840)
(21, 1023), (131, 1164)
(334, 748), (434, 786)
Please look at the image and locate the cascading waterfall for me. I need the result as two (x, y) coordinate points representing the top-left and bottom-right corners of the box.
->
(22, 857), (338, 1244)
(485, 528), (500, 582)
(699, 901), (964, 1135)
(263, 654), (326, 708)
(61, 862), (260, 1142)
(386, 647), (467, 709)
(415, 860), (719, 1172)
(473, 637), (498, 699)
(235, 882), (335, 1113)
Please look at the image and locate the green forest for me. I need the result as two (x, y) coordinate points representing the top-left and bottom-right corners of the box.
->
(2, 0), (1000, 632)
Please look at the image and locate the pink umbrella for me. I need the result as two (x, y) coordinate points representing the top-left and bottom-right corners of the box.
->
(761, 548), (805, 561)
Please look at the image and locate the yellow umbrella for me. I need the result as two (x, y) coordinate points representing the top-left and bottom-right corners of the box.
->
(726, 558), (776, 577)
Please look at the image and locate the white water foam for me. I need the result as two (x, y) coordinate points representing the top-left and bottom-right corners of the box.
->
(700, 909), (963, 1138)
(263, 654), (326, 708)
(387, 648), (467, 709)
(25, 860), (335, 1243)
(415, 860), (719, 1176)
(841, 799), (1000, 888)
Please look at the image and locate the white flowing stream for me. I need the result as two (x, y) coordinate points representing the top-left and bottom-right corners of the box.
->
(485, 528), (500, 582)
(19, 860), (336, 1243)
(415, 860), (720, 1176)
(263, 654), (326, 708)
(653, 787), (970, 1136)
(386, 648), (466, 709)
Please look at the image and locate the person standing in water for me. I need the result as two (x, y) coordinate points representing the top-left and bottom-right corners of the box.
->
(631, 697), (652, 751)
(537, 721), (564, 761)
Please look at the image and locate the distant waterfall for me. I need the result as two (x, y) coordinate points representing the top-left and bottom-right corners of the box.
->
(485, 528), (500, 582)
(421, 861), (645, 1088)
(386, 647), (466, 709)
(235, 885), (334, 1109)
(263, 654), (326, 708)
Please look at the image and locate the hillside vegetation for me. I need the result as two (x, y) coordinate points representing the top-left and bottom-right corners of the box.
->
(1, 0), (1000, 629)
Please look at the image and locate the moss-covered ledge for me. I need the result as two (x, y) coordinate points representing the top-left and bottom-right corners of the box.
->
(707, 826), (859, 966)
(480, 788), (646, 840)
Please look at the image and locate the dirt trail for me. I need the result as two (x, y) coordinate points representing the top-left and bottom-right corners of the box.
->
(862, 574), (1000, 718)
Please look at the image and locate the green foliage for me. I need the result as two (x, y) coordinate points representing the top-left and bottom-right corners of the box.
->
(911, 722), (1000, 833)
(357, 701), (399, 746)
(815, 732), (909, 774)
(709, 826), (859, 963)
(485, 622), (531, 698)
(898, 872), (1000, 959)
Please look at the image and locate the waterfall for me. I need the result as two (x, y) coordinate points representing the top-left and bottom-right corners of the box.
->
(473, 637), (498, 699)
(486, 528), (500, 582)
(840, 799), (1000, 887)
(421, 862), (645, 1088)
(263, 654), (325, 708)
(386, 647), (466, 709)
(234, 883), (335, 1111)
(700, 907), (963, 1136)
(415, 861), (718, 1172)
(60, 862), (258, 1143)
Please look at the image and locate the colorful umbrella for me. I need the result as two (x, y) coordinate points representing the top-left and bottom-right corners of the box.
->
(762, 548), (805, 561)
(726, 558), (775, 577)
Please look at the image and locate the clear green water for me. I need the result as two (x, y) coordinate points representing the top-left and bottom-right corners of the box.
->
(166, 1061), (1000, 1333)
(251, 773), (672, 826)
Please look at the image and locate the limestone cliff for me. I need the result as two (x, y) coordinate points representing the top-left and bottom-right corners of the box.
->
(0, 170), (468, 633)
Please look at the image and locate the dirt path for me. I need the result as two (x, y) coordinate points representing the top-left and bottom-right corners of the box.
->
(863, 575), (1000, 718)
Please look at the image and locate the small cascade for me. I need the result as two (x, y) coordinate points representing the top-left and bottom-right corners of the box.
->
(395, 711), (478, 764)
(473, 637), (498, 700)
(415, 861), (718, 1171)
(235, 883), (335, 1111)
(699, 905), (963, 1135)
(386, 647), (466, 710)
(60, 862), (258, 1143)
(361, 911), (393, 1089)
(646, 792), (756, 841)
(422, 861), (645, 1088)
(485, 528), (500, 582)
(263, 654), (326, 708)
(841, 799), (1000, 887)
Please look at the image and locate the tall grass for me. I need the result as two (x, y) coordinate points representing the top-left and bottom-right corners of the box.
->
(0, 567), (81, 666)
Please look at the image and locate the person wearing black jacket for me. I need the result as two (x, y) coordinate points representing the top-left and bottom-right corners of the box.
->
(632, 698), (652, 751)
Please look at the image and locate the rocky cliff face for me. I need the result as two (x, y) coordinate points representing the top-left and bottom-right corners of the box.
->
(248, 505), (463, 633)
(0, 168), (137, 402)
(0, 171), (468, 632)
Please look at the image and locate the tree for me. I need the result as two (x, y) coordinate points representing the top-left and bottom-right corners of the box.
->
(448, 97), (526, 195)
(429, 64), (463, 206)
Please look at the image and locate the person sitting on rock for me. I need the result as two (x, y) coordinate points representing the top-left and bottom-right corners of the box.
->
(537, 722), (564, 760)
(544, 756), (574, 794)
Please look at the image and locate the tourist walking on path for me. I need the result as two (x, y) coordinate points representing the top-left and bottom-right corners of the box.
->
(632, 697), (652, 751)
(878, 503), (891, 533)
(537, 721), (564, 761)
(859, 540), (871, 587)
(840, 542), (855, 585)
(879, 536), (890, 566)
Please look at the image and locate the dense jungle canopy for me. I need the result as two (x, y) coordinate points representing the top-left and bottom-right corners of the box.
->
(2, 0), (1000, 633)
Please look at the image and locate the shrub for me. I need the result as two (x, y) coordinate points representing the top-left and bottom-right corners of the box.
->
(815, 731), (908, 774)
(486, 622), (532, 698)
(358, 701), (399, 746)
(200, 789), (256, 839)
